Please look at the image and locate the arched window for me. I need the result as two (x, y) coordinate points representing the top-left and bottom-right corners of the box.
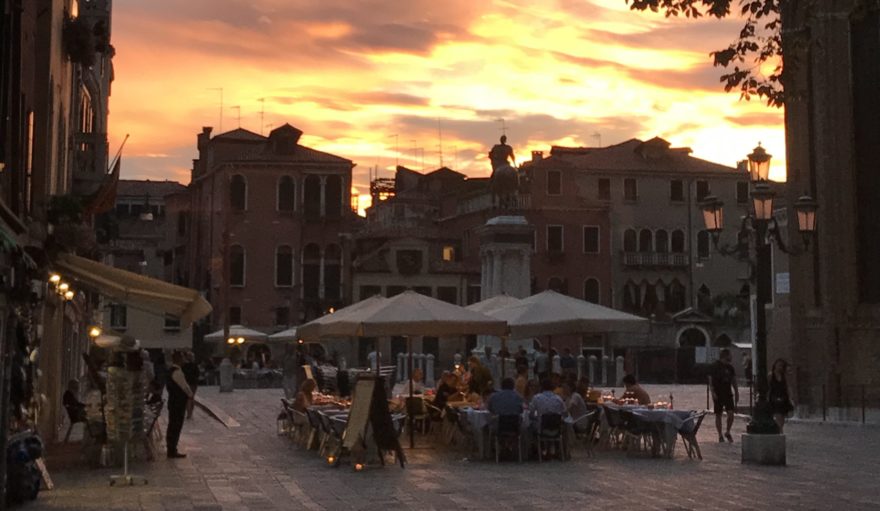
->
(230, 174), (247, 211)
(277, 176), (295, 212)
(671, 229), (685, 253)
(639, 229), (653, 252)
(325, 175), (343, 219)
(583, 278), (600, 304)
(302, 243), (321, 300)
(697, 230), (711, 259)
(623, 229), (637, 252)
(324, 243), (342, 301)
(230, 245), (245, 286)
(548, 277), (565, 294)
(304, 175), (321, 221)
(275, 245), (293, 287)
(655, 229), (669, 253)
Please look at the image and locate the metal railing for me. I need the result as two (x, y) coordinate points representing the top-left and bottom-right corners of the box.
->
(622, 252), (690, 267)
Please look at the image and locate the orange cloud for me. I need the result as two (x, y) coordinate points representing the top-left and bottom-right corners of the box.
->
(108, 0), (786, 184)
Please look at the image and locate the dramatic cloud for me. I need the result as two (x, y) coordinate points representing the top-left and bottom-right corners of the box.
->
(109, 0), (787, 205)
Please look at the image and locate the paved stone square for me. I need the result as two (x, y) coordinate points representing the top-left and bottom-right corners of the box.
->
(26, 386), (880, 511)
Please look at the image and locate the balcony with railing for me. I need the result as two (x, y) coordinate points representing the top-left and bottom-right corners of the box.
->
(622, 252), (689, 268)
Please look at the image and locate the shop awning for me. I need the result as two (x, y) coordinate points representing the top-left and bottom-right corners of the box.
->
(53, 252), (212, 325)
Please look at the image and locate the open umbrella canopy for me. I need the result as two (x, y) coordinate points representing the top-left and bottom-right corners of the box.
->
(487, 290), (648, 338)
(267, 326), (298, 342)
(311, 290), (507, 338)
(465, 293), (522, 314)
(297, 294), (388, 341)
(203, 324), (268, 342)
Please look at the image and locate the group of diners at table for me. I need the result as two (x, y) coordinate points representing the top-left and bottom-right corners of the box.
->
(280, 355), (707, 464)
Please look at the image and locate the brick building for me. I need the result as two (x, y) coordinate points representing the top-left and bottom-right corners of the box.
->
(184, 124), (356, 355)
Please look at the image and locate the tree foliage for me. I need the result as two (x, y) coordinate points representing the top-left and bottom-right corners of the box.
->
(626, 0), (783, 107)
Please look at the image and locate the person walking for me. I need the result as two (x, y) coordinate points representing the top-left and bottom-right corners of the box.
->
(166, 351), (194, 458)
(182, 351), (200, 420)
(768, 358), (795, 433)
(709, 348), (739, 443)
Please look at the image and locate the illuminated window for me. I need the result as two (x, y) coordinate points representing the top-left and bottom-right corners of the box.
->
(442, 245), (456, 262)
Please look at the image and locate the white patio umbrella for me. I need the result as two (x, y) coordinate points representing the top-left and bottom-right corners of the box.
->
(203, 325), (268, 343)
(307, 290), (507, 448)
(486, 289), (648, 345)
(267, 326), (299, 342)
(297, 295), (388, 341)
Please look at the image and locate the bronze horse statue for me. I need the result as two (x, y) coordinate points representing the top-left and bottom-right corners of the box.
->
(491, 164), (520, 210)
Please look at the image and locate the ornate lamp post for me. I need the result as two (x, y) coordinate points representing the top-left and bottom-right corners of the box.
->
(699, 144), (818, 434)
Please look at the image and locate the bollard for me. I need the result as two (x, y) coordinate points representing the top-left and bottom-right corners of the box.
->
(862, 384), (866, 424)
(615, 356), (625, 386)
(219, 358), (234, 393)
(577, 354), (586, 381)
(552, 354), (562, 375)
(822, 384), (826, 422)
(602, 355), (609, 386)
(588, 355), (597, 384)
(425, 354), (435, 386)
(397, 353), (406, 382)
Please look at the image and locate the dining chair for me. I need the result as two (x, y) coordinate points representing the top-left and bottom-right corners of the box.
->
(571, 410), (600, 457)
(536, 413), (565, 462)
(405, 397), (430, 435)
(679, 411), (707, 460)
(492, 414), (523, 463)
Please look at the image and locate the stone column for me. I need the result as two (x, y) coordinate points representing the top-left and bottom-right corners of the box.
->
(318, 248), (325, 300)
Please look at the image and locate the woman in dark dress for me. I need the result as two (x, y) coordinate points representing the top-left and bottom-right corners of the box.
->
(768, 358), (794, 433)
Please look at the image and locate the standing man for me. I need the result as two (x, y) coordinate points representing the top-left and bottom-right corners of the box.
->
(560, 348), (577, 379)
(709, 348), (739, 443)
(182, 351), (200, 420)
(167, 351), (194, 458)
(534, 346), (550, 381)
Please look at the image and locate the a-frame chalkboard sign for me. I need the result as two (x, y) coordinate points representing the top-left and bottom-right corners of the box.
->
(334, 375), (405, 469)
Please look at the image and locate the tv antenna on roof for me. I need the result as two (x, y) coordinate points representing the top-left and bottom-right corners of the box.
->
(258, 98), (265, 135)
(496, 118), (507, 136)
(592, 132), (602, 147)
(206, 87), (223, 132)
(230, 106), (241, 129)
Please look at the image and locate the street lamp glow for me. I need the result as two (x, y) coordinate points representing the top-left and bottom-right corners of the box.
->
(794, 194), (819, 234)
(49, 274), (61, 284)
(88, 326), (102, 338)
(236, 337), (245, 344)
(58, 282), (70, 292)
(747, 143), (771, 182)
(63, 290), (75, 300)
(751, 182), (776, 221)
(227, 337), (236, 345)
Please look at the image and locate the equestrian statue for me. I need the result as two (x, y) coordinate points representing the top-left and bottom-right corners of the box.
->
(489, 135), (520, 210)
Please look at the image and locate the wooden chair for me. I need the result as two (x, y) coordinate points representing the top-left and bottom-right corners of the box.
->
(492, 414), (522, 463)
(536, 413), (565, 462)
(679, 411), (708, 460)
(405, 397), (430, 435)
(571, 410), (600, 457)
(63, 404), (87, 443)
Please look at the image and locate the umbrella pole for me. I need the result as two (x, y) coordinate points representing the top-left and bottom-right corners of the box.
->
(501, 336), (507, 380)
(408, 336), (415, 449)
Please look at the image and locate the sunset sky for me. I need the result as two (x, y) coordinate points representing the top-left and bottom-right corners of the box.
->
(108, 0), (785, 209)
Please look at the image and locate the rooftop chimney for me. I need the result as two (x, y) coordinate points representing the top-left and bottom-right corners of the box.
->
(532, 150), (543, 162)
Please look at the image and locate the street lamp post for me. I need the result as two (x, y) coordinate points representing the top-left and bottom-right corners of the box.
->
(699, 144), (818, 434)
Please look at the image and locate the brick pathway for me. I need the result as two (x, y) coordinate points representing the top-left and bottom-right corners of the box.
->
(26, 386), (880, 511)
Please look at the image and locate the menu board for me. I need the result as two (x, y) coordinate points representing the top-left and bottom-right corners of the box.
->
(342, 378), (375, 450)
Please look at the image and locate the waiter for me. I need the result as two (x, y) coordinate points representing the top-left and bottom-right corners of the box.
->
(167, 350), (194, 458)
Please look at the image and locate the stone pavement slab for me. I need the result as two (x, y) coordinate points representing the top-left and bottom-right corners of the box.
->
(25, 386), (880, 511)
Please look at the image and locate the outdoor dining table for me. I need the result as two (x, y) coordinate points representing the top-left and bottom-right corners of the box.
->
(602, 403), (696, 458)
(459, 408), (577, 461)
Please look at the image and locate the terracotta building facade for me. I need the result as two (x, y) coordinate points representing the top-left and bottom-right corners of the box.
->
(185, 124), (356, 353)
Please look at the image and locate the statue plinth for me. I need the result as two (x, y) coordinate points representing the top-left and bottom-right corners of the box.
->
(478, 216), (534, 300)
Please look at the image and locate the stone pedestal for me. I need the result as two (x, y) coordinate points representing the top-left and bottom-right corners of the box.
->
(741, 433), (786, 466)
(219, 358), (234, 393)
(479, 216), (534, 299)
(477, 216), (535, 353)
